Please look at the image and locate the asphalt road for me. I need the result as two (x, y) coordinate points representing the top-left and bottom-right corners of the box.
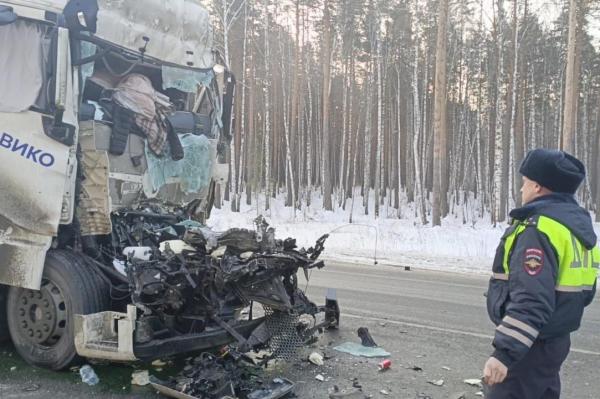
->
(0, 261), (598, 398)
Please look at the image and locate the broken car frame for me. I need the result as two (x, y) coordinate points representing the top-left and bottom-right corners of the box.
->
(0, 0), (339, 370)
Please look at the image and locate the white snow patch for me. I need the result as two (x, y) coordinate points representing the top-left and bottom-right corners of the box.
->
(207, 191), (600, 275)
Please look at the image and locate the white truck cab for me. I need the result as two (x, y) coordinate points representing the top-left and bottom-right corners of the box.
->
(0, 0), (241, 369)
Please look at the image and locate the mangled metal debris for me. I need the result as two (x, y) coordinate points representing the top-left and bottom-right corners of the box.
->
(151, 352), (295, 399)
(75, 213), (339, 363)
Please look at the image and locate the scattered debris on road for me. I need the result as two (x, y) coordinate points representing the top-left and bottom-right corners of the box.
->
(21, 383), (40, 392)
(333, 342), (390, 358)
(377, 359), (391, 371)
(357, 327), (377, 347)
(328, 385), (367, 398)
(463, 378), (483, 387)
(131, 370), (150, 386)
(309, 352), (325, 366)
(79, 364), (99, 386)
(427, 379), (445, 386)
(150, 351), (297, 399)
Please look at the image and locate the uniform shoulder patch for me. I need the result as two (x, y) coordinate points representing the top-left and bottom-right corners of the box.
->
(523, 248), (544, 276)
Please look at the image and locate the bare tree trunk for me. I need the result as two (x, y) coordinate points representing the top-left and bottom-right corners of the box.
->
(363, 67), (374, 214)
(492, 0), (507, 224)
(510, 0), (523, 208)
(375, 39), (383, 217)
(321, 0), (333, 211)
(263, 0), (271, 211)
(246, 36), (256, 206)
(412, 41), (427, 224)
(432, 0), (449, 226)
(396, 67), (403, 214)
(562, 0), (579, 153)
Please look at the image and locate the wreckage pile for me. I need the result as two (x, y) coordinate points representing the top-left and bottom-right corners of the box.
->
(83, 209), (333, 356)
(156, 352), (295, 399)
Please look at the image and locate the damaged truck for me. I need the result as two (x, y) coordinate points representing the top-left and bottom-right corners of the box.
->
(0, 0), (339, 371)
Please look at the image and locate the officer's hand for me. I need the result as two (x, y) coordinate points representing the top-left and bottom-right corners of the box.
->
(483, 356), (508, 386)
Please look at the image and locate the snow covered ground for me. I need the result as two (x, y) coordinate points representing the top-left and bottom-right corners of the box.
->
(207, 191), (600, 275)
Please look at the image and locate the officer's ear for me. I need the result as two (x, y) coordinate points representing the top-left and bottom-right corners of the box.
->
(537, 183), (552, 195)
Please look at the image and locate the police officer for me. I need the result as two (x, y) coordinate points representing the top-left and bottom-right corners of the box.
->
(483, 148), (599, 398)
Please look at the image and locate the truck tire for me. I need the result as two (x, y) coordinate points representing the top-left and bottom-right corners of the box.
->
(6, 250), (109, 370)
(0, 285), (9, 342)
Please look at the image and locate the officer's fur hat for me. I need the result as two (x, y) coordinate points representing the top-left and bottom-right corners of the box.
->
(519, 148), (585, 194)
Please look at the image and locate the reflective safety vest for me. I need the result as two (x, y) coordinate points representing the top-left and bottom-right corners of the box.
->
(501, 215), (599, 292)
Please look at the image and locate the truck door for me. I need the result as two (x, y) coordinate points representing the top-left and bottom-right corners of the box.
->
(0, 17), (78, 290)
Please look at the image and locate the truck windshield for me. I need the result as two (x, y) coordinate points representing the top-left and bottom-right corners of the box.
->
(0, 19), (52, 113)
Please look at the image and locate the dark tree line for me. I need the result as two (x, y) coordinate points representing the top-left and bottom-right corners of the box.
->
(204, 0), (600, 225)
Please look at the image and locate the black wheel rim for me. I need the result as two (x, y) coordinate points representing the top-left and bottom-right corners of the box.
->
(15, 279), (67, 346)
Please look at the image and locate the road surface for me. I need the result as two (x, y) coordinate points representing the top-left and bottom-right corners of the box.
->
(0, 261), (598, 398)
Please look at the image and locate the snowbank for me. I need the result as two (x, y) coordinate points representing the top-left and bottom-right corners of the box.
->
(207, 192), (600, 275)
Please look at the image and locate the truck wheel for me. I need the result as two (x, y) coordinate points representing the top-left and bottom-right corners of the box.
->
(0, 285), (8, 342)
(6, 250), (108, 370)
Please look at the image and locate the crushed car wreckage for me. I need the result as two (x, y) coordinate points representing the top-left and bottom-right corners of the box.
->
(75, 214), (340, 362)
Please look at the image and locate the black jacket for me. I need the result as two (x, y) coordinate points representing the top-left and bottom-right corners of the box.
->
(486, 193), (597, 368)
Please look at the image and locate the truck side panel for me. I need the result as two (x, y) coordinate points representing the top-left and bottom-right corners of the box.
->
(0, 112), (72, 289)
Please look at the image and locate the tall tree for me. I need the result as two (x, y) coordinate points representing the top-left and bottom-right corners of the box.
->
(562, 0), (586, 153)
(321, 0), (334, 211)
(432, 0), (449, 226)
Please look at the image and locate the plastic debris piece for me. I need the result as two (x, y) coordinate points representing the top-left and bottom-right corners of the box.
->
(315, 374), (325, 382)
(9, 366), (16, 372)
(475, 391), (484, 396)
(328, 386), (365, 399)
(380, 389), (390, 395)
(211, 245), (227, 259)
(79, 364), (99, 386)
(22, 383), (40, 392)
(428, 379), (444, 386)
(152, 360), (167, 367)
(378, 359), (391, 371)
(309, 352), (324, 366)
(240, 251), (254, 259)
(333, 342), (390, 358)
(464, 379), (483, 387)
(442, 366), (451, 371)
(357, 327), (377, 347)
(159, 240), (195, 255)
(131, 370), (150, 386)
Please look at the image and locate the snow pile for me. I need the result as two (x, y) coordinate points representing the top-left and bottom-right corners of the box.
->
(207, 192), (600, 275)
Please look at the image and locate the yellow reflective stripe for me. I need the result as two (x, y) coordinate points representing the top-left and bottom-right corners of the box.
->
(492, 273), (509, 281)
(592, 246), (600, 269)
(496, 325), (534, 347)
(502, 224), (526, 274)
(503, 316), (539, 338)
